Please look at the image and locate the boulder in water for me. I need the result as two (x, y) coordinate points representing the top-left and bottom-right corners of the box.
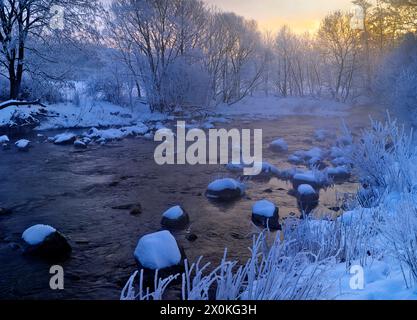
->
(270, 138), (288, 153)
(206, 178), (245, 201)
(22, 224), (72, 261)
(15, 139), (30, 151)
(251, 200), (280, 230)
(161, 205), (190, 230)
(297, 184), (319, 214)
(53, 133), (77, 145)
(134, 231), (185, 285)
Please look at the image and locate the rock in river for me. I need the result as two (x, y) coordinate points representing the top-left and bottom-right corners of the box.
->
(251, 200), (281, 230)
(206, 178), (245, 201)
(134, 231), (185, 285)
(22, 224), (72, 261)
(161, 205), (190, 230)
(297, 184), (319, 214)
(15, 139), (31, 151)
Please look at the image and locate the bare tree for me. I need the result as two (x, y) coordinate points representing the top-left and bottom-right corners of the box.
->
(0, 0), (99, 100)
(318, 11), (361, 102)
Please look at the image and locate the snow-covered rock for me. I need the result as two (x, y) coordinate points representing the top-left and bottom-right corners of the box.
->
(53, 132), (77, 145)
(304, 147), (325, 160)
(288, 154), (305, 165)
(254, 162), (280, 180)
(85, 123), (149, 142)
(292, 168), (331, 190)
(134, 231), (184, 272)
(206, 178), (245, 201)
(15, 139), (30, 151)
(226, 162), (245, 172)
(331, 157), (353, 167)
(0, 135), (9, 143)
(74, 139), (87, 149)
(22, 224), (72, 260)
(252, 200), (280, 230)
(161, 205), (190, 230)
(308, 157), (327, 170)
(297, 184), (319, 214)
(270, 138), (289, 153)
(326, 166), (351, 182)
(23, 225), (56, 245)
(315, 129), (333, 142)
(122, 123), (149, 136)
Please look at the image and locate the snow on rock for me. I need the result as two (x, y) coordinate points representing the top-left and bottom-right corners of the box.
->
(270, 138), (289, 153)
(22, 225), (56, 246)
(255, 162), (280, 179)
(304, 147), (325, 160)
(252, 200), (280, 230)
(330, 146), (345, 159)
(52, 132), (77, 145)
(15, 139), (30, 151)
(134, 231), (182, 270)
(252, 200), (276, 218)
(331, 157), (353, 167)
(84, 123), (149, 142)
(74, 139), (87, 149)
(121, 123), (149, 136)
(297, 184), (319, 214)
(161, 205), (190, 230)
(206, 178), (245, 201)
(292, 170), (330, 190)
(22, 224), (72, 260)
(298, 184), (317, 195)
(326, 166), (351, 182)
(288, 154), (305, 165)
(0, 135), (9, 143)
(226, 162), (245, 172)
(315, 129), (334, 142)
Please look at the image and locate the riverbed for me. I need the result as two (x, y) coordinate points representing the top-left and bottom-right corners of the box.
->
(0, 105), (383, 299)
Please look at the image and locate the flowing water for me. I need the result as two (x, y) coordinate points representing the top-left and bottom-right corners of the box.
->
(0, 105), (384, 299)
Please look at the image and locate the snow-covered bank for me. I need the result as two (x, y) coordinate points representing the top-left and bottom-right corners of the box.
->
(0, 96), (353, 135)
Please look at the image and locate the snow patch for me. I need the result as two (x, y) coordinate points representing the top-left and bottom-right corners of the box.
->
(22, 225), (56, 246)
(252, 200), (276, 218)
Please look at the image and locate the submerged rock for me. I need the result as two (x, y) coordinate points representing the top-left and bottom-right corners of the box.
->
(161, 205), (190, 230)
(22, 224), (72, 261)
(251, 200), (280, 230)
(206, 178), (245, 201)
(0, 207), (12, 216)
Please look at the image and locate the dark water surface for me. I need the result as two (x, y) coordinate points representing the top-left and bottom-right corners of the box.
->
(0, 106), (383, 299)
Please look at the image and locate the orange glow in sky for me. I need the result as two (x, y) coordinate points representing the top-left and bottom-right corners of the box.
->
(204, 0), (354, 33)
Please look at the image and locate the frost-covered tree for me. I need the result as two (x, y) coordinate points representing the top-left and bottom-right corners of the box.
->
(375, 33), (417, 119)
(108, 0), (210, 113)
(0, 0), (99, 100)
(317, 11), (362, 102)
